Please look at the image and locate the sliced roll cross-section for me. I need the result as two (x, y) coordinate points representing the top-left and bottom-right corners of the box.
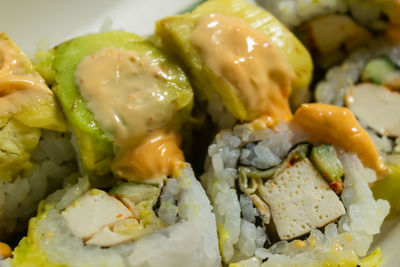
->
(10, 166), (220, 267)
(201, 103), (389, 266)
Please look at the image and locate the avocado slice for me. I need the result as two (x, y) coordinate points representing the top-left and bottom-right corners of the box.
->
(155, 0), (313, 118)
(0, 33), (67, 132)
(37, 31), (193, 186)
(310, 144), (344, 194)
(361, 57), (398, 85)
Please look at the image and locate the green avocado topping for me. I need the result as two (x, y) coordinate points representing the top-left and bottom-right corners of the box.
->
(36, 31), (193, 186)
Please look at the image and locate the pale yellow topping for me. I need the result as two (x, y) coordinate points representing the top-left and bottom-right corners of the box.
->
(292, 103), (386, 175)
(0, 34), (53, 117)
(191, 14), (294, 121)
(0, 242), (12, 259)
(343, 233), (353, 244)
(308, 235), (316, 249)
(293, 240), (306, 249)
(247, 115), (275, 131)
(112, 130), (185, 181)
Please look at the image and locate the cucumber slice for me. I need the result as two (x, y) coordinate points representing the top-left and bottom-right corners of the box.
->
(361, 57), (397, 85)
(288, 143), (309, 165)
(310, 144), (344, 194)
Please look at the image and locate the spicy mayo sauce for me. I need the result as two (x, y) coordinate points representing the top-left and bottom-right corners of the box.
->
(76, 48), (183, 180)
(191, 14), (295, 122)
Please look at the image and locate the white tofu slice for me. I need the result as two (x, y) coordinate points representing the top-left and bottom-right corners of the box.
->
(85, 226), (133, 247)
(260, 158), (345, 240)
(86, 218), (142, 247)
(346, 83), (400, 137)
(62, 189), (133, 239)
(86, 218), (156, 247)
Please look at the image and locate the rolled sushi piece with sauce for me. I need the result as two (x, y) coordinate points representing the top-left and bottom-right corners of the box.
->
(155, 0), (313, 126)
(34, 31), (193, 186)
(315, 37), (400, 215)
(5, 31), (220, 267)
(256, 0), (400, 67)
(0, 33), (77, 241)
(201, 103), (389, 266)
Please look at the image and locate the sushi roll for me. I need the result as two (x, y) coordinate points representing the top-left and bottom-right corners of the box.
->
(201, 103), (389, 266)
(5, 31), (220, 266)
(8, 166), (219, 267)
(34, 31), (193, 186)
(255, 0), (391, 30)
(0, 33), (77, 240)
(315, 37), (400, 214)
(156, 0), (314, 124)
(255, 0), (397, 67)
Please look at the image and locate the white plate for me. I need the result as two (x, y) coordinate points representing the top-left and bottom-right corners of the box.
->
(0, 0), (204, 53)
(371, 215), (400, 266)
(1, 0), (399, 266)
